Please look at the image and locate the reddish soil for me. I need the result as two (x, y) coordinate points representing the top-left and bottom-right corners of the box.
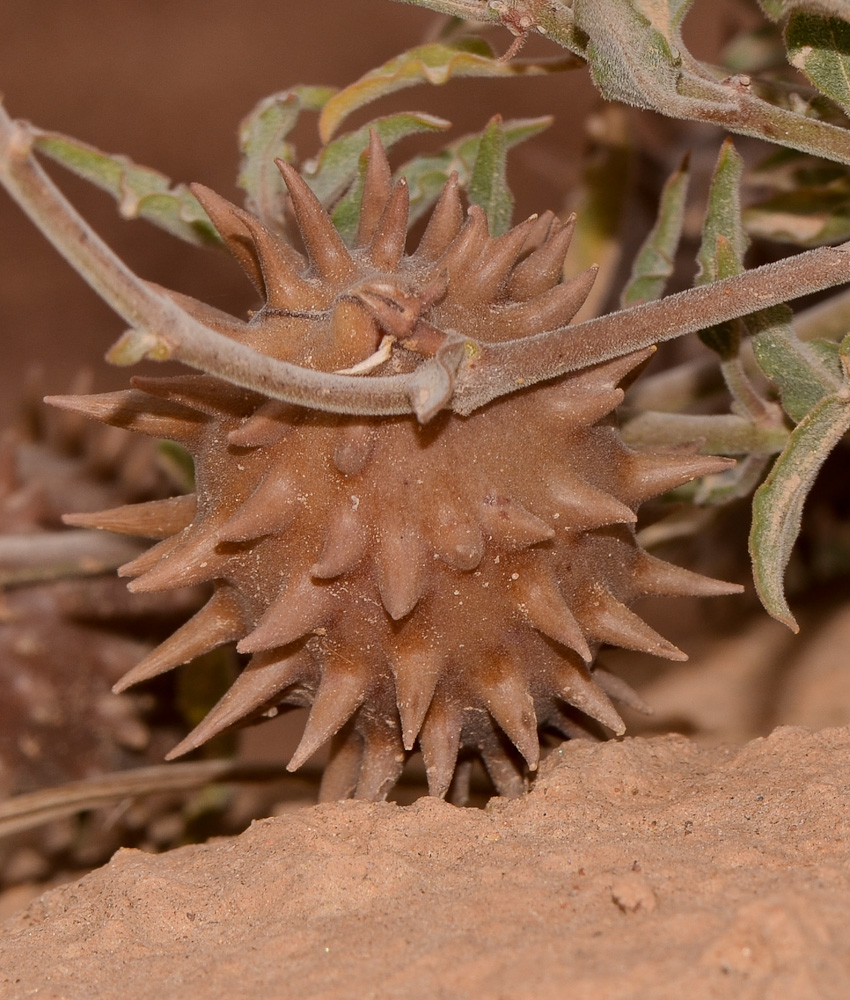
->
(2, 726), (849, 999)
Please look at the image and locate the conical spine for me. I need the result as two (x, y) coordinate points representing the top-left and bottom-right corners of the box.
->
(509, 214), (575, 300)
(216, 473), (297, 543)
(237, 577), (332, 654)
(288, 659), (370, 771)
(554, 664), (626, 734)
(64, 494), (197, 540)
(46, 391), (207, 446)
(356, 131), (394, 248)
(632, 552), (744, 598)
(114, 584), (245, 691)
(489, 267), (597, 337)
(576, 587), (687, 661)
(415, 171), (463, 260)
(516, 572), (593, 662)
(622, 452), (734, 502)
(355, 728), (406, 801)
(165, 649), (310, 758)
(310, 506), (366, 579)
(276, 159), (356, 282)
(478, 497), (555, 549)
(549, 478), (637, 530)
(367, 179), (410, 272)
(418, 692), (463, 799)
(389, 645), (444, 751)
(376, 516), (424, 620)
(479, 662), (539, 769)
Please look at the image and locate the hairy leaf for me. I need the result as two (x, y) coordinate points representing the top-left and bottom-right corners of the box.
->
(317, 39), (570, 142)
(622, 153), (690, 305)
(786, 13), (850, 115)
(305, 112), (451, 207)
(467, 115), (512, 235)
(395, 116), (551, 226)
(695, 141), (747, 358)
(238, 86), (336, 229)
(760, 0), (850, 22)
(749, 305), (843, 420)
(32, 132), (220, 247)
(750, 388), (850, 630)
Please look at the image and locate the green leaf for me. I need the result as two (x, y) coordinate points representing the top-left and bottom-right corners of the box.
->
(329, 115), (551, 244)
(744, 185), (850, 246)
(305, 112), (451, 208)
(786, 13), (850, 115)
(759, 0), (850, 23)
(318, 39), (570, 142)
(749, 389), (850, 630)
(237, 86), (336, 229)
(748, 304), (843, 420)
(695, 140), (747, 358)
(397, 116), (552, 227)
(32, 132), (220, 248)
(621, 153), (690, 306)
(696, 140), (748, 283)
(467, 115), (512, 235)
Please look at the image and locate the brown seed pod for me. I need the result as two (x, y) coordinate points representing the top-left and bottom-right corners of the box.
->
(50, 136), (741, 802)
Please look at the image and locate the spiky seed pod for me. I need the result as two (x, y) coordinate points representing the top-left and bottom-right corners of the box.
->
(51, 136), (741, 803)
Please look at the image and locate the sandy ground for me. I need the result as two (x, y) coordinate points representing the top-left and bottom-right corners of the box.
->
(2, 725), (848, 1000)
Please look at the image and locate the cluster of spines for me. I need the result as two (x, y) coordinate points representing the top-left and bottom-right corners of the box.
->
(50, 136), (743, 801)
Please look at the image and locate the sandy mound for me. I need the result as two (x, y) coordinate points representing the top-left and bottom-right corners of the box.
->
(2, 725), (848, 1000)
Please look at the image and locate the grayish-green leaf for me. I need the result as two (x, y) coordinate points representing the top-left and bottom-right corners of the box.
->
(750, 388), (850, 630)
(786, 13), (850, 115)
(760, 0), (850, 23)
(317, 38), (571, 142)
(237, 86), (336, 229)
(305, 112), (451, 207)
(749, 305), (843, 420)
(32, 132), (220, 247)
(695, 141), (747, 358)
(398, 116), (552, 226)
(622, 153), (689, 306)
(467, 115), (512, 235)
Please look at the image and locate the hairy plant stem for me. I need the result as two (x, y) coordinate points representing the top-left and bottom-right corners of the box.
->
(5, 99), (850, 423)
(621, 412), (789, 455)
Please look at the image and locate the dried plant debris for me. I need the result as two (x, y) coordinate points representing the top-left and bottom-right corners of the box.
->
(0, 389), (208, 886)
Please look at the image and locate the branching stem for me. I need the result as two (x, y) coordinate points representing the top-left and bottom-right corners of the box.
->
(4, 99), (850, 422)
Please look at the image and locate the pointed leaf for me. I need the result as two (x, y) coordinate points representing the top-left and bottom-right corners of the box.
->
(695, 140), (747, 358)
(750, 389), (850, 629)
(318, 39), (571, 142)
(306, 112), (450, 208)
(237, 86), (336, 229)
(622, 153), (690, 305)
(744, 185), (850, 247)
(330, 115), (553, 241)
(467, 115), (512, 235)
(749, 305), (843, 421)
(786, 13), (850, 115)
(32, 132), (220, 247)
